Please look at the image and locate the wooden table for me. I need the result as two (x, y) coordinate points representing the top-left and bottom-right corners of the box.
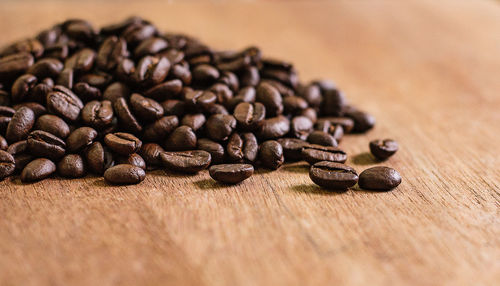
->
(1, 1), (499, 285)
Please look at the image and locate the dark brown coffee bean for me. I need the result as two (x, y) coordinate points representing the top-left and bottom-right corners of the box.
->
(13, 102), (46, 118)
(144, 79), (183, 101)
(65, 48), (95, 72)
(299, 107), (317, 124)
(113, 97), (142, 134)
(100, 16), (144, 35)
(132, 56), (170, 87)
(218, 71), (239, 92)
(122, 23), (156, 44)
(6, 107), (35, 143)
(299, 83), (321, 107)
(58, 154), (86, 178)
(20, 158), (56, 182)
(104, 132), (142, 155)
(307, 131), (338, 147)
(277, 138), (309, 161)
(330, 125), (344, 141)
(358, 166), (401, 191)
(85, 142), (114, 175)
(192, 64), (219, 86)
(321, 88), (345, 116)
(81, 100), (114, 129)
(96, 36), (129, 70)
(66, 127), (98, 153)
(233, 102), (265, 131)
(128, 93), (163, 122)
(11, 74), (37, 103)
(34, 114), (70, 139)
(103, 82), (130, 103)
(164, 126), (197, 151)
(134, 37), (168, 57)
(170, 62), (192, 85)
(143, 115), (179, 142)
(284, 96), (308, 115)
(139, 143), (164, 168)
(197, 138), (224, 164)
(238, 66), (260, 87)
(27, 130), (66, 160)
(46, 85), (83, 122)
(205, 103), (229, 116)
(115, 58), (135, 82)
(116, 153), (146, 170)
(369, 139), (398, 160)
(0, 52), (34, 81)
(0, 150), (15, 179)
(56, 68), (73, 89)
(160, 150), (211, 173)
(0, 135), (7, 150)
(183, 90), (217, 111)
(258, 115), (290, 140)
(205, 114), (236, 142)
(6, 140), (32, 173)
(227, 86), (256, 111)
(302, 145), (347, 165)
(226, 133), (258, 163)
(63, 19), (97, 42)
(44, 44), (68, 61)
(309, 161), (358, 190)
(30, 81), (53, 103)
(343, 107), (375, 133)
(161, 99), (186, 117)
(26, 58), (64, 78)
(181, 113), (205, 132)
(0, 38), (43, 58)
(290, 116), (313, 140)
(104, 164), (146, 185)
(209, 83), (233, 105)
(73, 82), (101, 102)
(209, 164), (254, 184)
(256, 82), (283, 116)
(259, 140), (284, 170)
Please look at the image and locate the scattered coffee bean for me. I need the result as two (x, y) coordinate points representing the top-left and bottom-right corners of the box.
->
(307, 131), (338, 147)
(66, 127), (98, 153)
(85, 142), (114, 175)
(164, 125), (197, 151)
(358, 166), (401, 191)
(369, 139), (398, 160)
(0, 150), (15, 179)
(309, 161), (358, 190)
(259, 140), (284, 169)
(277, 138), (309, 161)
(34, 114), (70, 139)
(58, 154), (86, 178)
(104, 164), (146, 185)
(160, 150), (211, 173)
(20, 158), (56, 182)
(302, 145), (347, 165)
(104, 132), (142, 155)
(209, 164), (254, 184)
(6, 107), (35, 143)
(139, 143), (164, 169)
(116, 153), (146, 170)
(27, 130), (66, 160)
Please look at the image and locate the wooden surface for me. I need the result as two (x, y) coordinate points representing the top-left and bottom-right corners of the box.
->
(0, 1), (499, 285)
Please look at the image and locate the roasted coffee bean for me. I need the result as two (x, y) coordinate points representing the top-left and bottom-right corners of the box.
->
(0, 150), (15, 179)
(205, 103), (229, 115)
(315, 119), (332, 133)
(26, 58), (64, 78)
(330, 125), (344, 141)
(6, 107), (35, 143)
(284, 96), (308, 115)
(183, 90), (216, 111)
(144, 79), (183, 101)
(143, 115), (179, 142)
(226, 133), (258, 163)
(233, 102), (265, 131)
(46, 85), (83, 122)
(96, 36), (129, 70)
(258, 115), (290, 139)
(0, 135), (7, 150)
(259, 140), (284, 170)
(30, 81), (53, 103)
(132, 56), (170, 87)
(209, 164), (254, 184)
(164, 126), (197, 151)
(209, 83), (233, 105)
(197, 138), (224, 164)
(65, 48), (95, 72)
(73, 82), (101, 102)
(321, 88), (345, 116)
(7, 140), (33, 173)
(27, 130), (66, 160)
(205, 114), (236, 142)
(309, 161), (358, 190)
(113, 97), (142, 134)
(34, 114), (70, 139)
(116, 153), (146, 170)
(104, 164), (146, 185)
(104, 132), (142, 155)
(56, 68), (73, 89)
(160, 150), (211, 173)
(256, 82), (283, 116)
(129, 93), (163, 122)
(302, 145), (347, 165)
(81, 100), (114, 129)
(181, 113), (205, 132)
(277, 138), (309, 161)
(135, 37), (168, 58)
(0, 52), (34, 81)
(192, 64), (219, 86)
(290, 116), (313, 140)
(343, 107), (375, 133)
(319, 117), (354, 133)
(122, 23), (156, 44)
(58, 154), (86, 178)
(217, 72), (239, 92)
(307, 131), (338, 147)
(139, 143), (164, 168)
(63, 19), (97, 42)
(103, 82), (130, 103)
(13, 102), (46, 118)
(227, 86), (256, 111)
(0, 106), (16, 130)
(20, 158), (56, 183)
(170, 62), (192, 85)
(369, 139), (398, 160)
(85, 142), (114, 175)
(299, 83), (321, 107)
(66, 127), (98, 153)
(115, 58), (135, 82)
(44, 44), (68, 60)
(11, 74), (37, 103)
(161, 99), (185, 117)
(299, 107), (317, 124)
(239, 66), (260, 87)
(0, 38), (43, 58)
(358, 166), (401, 191)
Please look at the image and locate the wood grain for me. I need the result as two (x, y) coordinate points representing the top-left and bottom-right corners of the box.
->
(0, 1), (499, 285)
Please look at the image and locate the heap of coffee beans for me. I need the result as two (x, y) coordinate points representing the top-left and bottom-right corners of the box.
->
(0, 17), (401, 190)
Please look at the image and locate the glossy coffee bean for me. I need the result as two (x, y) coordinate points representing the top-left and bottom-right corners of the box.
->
(139, 143), (164, 168)
(20, 158), (56, 183)
(197, 138), (224, 164)
(13, 102), (46, 118)
(344, 107), (375, 133)
(0, 150), (15, 179)
(259, 140), (284, 170)
(164, 126), (197, 151)
(133, 56), (170, 87)
(0, 52), (34, 81)
(104, 164), (146, 185)
(192, 64), (219, 86)
(277, 138), (309, 162)
(46, 85), (83, 122)
(144, 79), (183, 101)
(27, 130), (66, 160)
(96, 36), (129, 70)
(181, 113), (206, 132)
(256, 82), (283, 117)
(321, 88), (345, 116)
(0, 135), (7, 150)
(85, 142), (114, 175)
(160, 150), (211, 173)
(114, 97), (142, 134)
(320, 117), (354, 134)
(302, 145), (347, 165)
(6, 107), (35, 143)
(81, 100), (114, 129)
(209, 164), (254, 184)
(103, 82), (130, 103)
(183, 90), (217, 111)
(34, 114), (70, 139)
(307, 131), (338, 147)
(226, 133), (258, 163)
(290, 116), (313, 140)
(11, 74), (37, 103)
(369, 139), (398, 160)
(104, 132), (142, 155)
(143, 115), (179, 142)
(66, 127), (98, 153)
(309, 161), (358, 190)
(205, 114), (236, 142)
(27, 58), (64, 78)
(116, 153), (146, 170)
(258, 116), (290, 140)
(233, 102), (265, 131)
(58, 154), (86, 178)
(358, 166), (401, 191)
(130, 93), (163, 122)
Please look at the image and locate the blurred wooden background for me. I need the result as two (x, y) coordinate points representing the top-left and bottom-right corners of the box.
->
(0, 0), (499, 285)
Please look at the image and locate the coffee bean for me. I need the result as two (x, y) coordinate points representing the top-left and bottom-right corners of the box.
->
(26, 58), (64, 78)
(85, 142), (114, 175)
(0, 38), (43, 58)
(27, 130), (66, 160)
(0, 52), (34, 81)
(181, 113), (205, 132)
(66, 127), (98, 153)
(116, 153), (146, 170)
(6, 107), (35, 143)
(233, 102), (265, 131)
(298, 83), (321, 107)
(0, 135), (7, 150)
(321, 88), (345, 116)
(129, 93), (163, 122)
(205, 114), (236, 141)
(259, 140), (284, 170)
(205, 103), (229, 115)
(0, 150), (15, 179)
(11, 74), (37, 103)
(307, 131), (338, 147)
(330, 125), (344, 141)
(302, 145), (347, 165)
(58, 154), (86, 178)
(139, 143), (164, 168)
(209, 83), (233, 105)
(239, 66), (260, 87)
(256, 82), (283, 117)
(164, 126), (197, 151)
(34, 114), (70, 139)
(104, 164), (146, 185)
(209, 164), (254, 184)
(113, 97), (142, 134)
(20, 158), (56, 183)
(358, 166), (401, 191)
(192, 64), (219, 86)
(73, 82), (101, 102)
(122, 23), (156, 44)
(81, 100), (114, 129)
(170, 62), (192, 85)
(103, 82), (130, 103)
(133, 56), (170, 87)
(96, 36), (129, 71)
(258, 115), (290, 139)
(65, 48), (95, 73)
(284, 96), (308, 115)
(13, 102), (46, 118)
(183, 89), (216, 111)
(56, 68), (73, 89)
(369, 139), (398, 160)
(309, 161), (358, 190)
(277, 138), (309, 161)
(160, 150), (211, 173)
(46, 85), (83, 122)
(144, 79), (182, 101)
(134, 37), (168, 58)
(226, 133), (258, 163)
(161, 99), (186, 117)
(197, 138), (224, 164)
(104, 132), (142, 155)
(290, 116), (313, 140)
(344, 107), (375, 133)
(143, 115), (179, 142)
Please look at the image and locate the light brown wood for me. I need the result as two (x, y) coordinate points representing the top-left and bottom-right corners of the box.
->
(0, 1), (499, 285)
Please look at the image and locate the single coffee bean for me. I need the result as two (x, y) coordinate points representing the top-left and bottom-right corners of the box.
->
(46, 85), (83, 122)
(343, 107), (375, 133)
(217, 71), (239, 92)
(134, 37), (168, 58)
(358, 166), (402, 191)
(160, 150), (211, 173)
(259, 140), (284, 170)
(132, 56), (170, 87)
(26, 58), (64, 78)
(369, 139), (399, 160)
(11, 74), (37, 103)
(96, 36), (129, 70)
(233, 102), (265, 131)
(143, 115), (179, 142)
(258, 115), (290, 140)
(302, 145), (347, 165)
(103, 82), (130, 103)
(290, 116), (313, 140)
(104, 132), (142, 155)
(209, 83), (233, 105)
(129, 93), (164, 122)
(104, 164), (146, 185)
(30, 82), (53, 103)
(0, 52), (34, 81)
(122, 23), (156, 44)
(81, 100), (114, 129)
(209, 164), (254, 184)
(27, 130), (66, 160)
(307, 131), (338, 147)
(309, 161), (358, 190)
(85, 142), (114, 175)
(321, 88), (345, 116)
(6, 139), (33, 173)
(34, 114), (70, 139)
(183, 90), (217, 111)
(0, 135), (7, 150)
(65, 48), (95, 72)
(227, 86), (256, 111)
(20, 158), (56, 183)
(144, 79), (183, 101)
(205, 103), (229, 115)
(192, 64), (219, 86)
(58, 154), (86, 178)
(139, 143), (164, 169)
(113, 97), (142, 134)
(239, 66), (260, 87)
(116, 153), (146, 170)
(277, 138), (309, 161)
(66, 127), (98, 153)
(298, 83), (321, 107)
(56, 68), (73, 89)
(283, 96), (308, 115)
(13, 102), (46, 118)
(6, 107), (35, 143)
(161, 99), (186, 117)
(318, 117), (354, 133)
(205, 114), (236, 142)
(73, 82), (101, 102)
(197, 138), (224, 164)
(181, 113), (206, 132)
(256, 82), (283, 117)
(169, 63), (192, 85)
(0, 150), (15, 179)
(164, 126), (197, 151)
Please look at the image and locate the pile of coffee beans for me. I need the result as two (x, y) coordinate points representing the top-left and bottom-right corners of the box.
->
(0, 17), (401, 190)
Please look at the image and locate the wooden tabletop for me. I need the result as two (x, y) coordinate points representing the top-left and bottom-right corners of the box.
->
(1, 1), (499, 285)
